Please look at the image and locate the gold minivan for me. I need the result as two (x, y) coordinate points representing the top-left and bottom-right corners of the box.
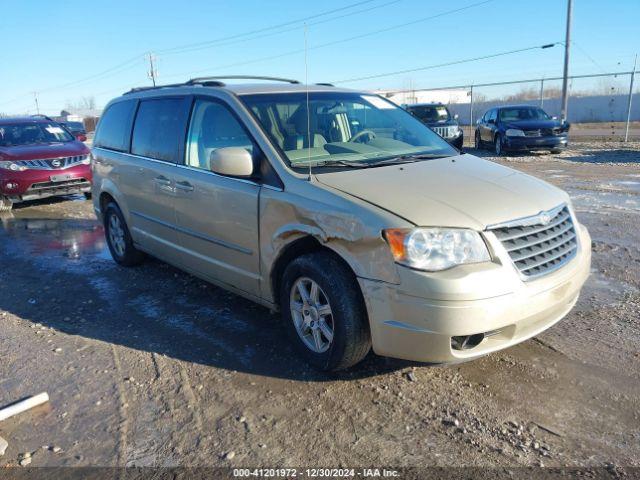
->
(92, 76), (591, 371)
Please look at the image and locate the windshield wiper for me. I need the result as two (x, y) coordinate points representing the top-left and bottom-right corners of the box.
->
(295, 159), (368, 168)
(368, 153), (450, 166)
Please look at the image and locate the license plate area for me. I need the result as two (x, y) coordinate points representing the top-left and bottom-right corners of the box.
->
(50, 173), (73, 182)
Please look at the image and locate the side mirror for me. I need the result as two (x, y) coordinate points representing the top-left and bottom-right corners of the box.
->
(454, 114), (459, 120)
(210, 147), (254, 178)
(76, 134), (87, 142)
(488, 119), (495, 125)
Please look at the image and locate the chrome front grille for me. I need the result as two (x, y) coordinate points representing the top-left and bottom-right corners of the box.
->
(524, 129), (541, 137)
(14, 155), (89, 170)
(489, 205), (578, 279)
(432, 126), (457, 139)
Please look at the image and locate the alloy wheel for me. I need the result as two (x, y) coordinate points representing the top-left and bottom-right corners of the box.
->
(290, 277), (334, 353)
(108, 213), (126, 258)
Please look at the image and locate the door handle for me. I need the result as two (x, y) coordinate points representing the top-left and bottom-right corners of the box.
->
(154, 176), (172, 187)
(175, 181), (194, 192)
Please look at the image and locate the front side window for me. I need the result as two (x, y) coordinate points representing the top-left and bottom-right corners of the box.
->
(131, 98), (189, 162)
(241, 92), (457, 169)
(0, 122), (74, 147)
(94, 100), (136, 151)
(499, 107), (550, 122)
(185, 99), (254, 171)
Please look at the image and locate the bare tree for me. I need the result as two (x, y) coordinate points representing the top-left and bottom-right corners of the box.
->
(64, 96), (97, 111)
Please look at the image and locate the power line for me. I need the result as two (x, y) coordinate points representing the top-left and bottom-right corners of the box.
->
(158, 0), (379, 55)
(0, 0), (387, 105)
(159, 0), (402, 56)
(332, 43), (558, 84)
(161, 0), (495, 81)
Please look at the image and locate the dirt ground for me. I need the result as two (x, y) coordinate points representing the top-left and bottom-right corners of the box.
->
(0, 142), (639, 472)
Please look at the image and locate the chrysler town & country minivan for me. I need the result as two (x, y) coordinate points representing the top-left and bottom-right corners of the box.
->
(92, 76), (591, 371)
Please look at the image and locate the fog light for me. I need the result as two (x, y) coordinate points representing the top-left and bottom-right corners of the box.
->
(5, 182), (18, 190)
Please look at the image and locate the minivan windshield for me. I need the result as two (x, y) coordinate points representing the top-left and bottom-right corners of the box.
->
(0, 122), (74, 147)
(498, 107), (551, 122)
(241, 92), (458, 168)
(408, 105), (451, 123)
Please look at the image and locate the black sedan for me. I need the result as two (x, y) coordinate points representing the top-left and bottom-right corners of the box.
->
(474, 105), (569, 155)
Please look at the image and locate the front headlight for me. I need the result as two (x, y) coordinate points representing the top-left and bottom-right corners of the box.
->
(384, 227), (491, 271)
(0, 161), (27, 171)
(506, 128), (525, 137)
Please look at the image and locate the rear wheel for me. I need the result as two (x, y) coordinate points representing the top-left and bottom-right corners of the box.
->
(0, 196), (12, 212)
(103, 202), (145, 267)
(280, 252), (371, 371)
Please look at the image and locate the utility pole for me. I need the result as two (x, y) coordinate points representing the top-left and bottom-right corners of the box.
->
(560, 0), (573, 123)
(624, 54), (637, 142)
(33, 92), (40, 115)
(540, 78), (545, 108)
(147, 52), (158, 86)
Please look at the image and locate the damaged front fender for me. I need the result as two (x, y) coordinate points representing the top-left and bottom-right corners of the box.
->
(259, 186), (406, 304)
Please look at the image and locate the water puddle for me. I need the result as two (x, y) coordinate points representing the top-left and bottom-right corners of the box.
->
(0, 213), (107, 259)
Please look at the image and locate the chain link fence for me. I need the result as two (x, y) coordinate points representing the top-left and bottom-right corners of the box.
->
(382, 71), (639, 144)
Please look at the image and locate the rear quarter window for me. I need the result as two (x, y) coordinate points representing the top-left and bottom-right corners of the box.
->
(94, 100), (136, 152)
(131, 97), (190, 162)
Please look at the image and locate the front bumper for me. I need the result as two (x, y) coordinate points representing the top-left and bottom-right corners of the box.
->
(1, 165), (92, 202)
(359, 223), (591, 363)
(447, 132), (464, 149)
(504, 134), (568, 151)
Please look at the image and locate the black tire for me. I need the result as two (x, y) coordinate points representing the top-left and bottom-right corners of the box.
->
(103, 202), (145, 267)
(0, 196), (12, 212)
(494, 134), (504, 156)
(550, 149), (563, 154)
(474, 130), (482, 150)
(280, 251), (371, 371)
(84, 192), (92, 200)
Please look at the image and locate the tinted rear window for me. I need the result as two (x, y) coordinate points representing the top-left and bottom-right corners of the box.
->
(131, 98), (189, 162)
(94, 100), (136, 151)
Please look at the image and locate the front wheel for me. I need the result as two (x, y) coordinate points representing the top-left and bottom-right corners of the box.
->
(0, 196), (12, 212)
(280, 252), (371, 371)
(103, 202), (145, 267)
(474, 131), (482, 150)
(494, 134), (504, 156)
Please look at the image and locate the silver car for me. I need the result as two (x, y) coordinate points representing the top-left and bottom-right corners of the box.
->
(92, 76), (591, 371)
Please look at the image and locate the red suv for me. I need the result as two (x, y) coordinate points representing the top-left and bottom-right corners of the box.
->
(0, 116), (92, 211)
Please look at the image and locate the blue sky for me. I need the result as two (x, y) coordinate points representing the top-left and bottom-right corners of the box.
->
(2, 0), (638, 114)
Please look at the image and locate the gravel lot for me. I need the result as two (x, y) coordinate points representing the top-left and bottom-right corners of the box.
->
(0, 142), (639, 472)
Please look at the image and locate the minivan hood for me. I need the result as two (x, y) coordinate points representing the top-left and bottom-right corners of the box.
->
(315, 154), (568, 230)
(0, 141), (88, 161)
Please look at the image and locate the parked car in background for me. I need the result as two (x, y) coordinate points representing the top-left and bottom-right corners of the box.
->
(405, 103), (463, 149)
(60, 121), (88, 142)
(475, 105), (569, 155)
(92, 77), (590, 371)
(0, 116), (92, 211)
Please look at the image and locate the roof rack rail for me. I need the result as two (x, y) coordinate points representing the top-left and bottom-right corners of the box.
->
(124, 82), (189, 95)
(123, 75), (302, 95)
(315, 82), (334, 87)
(186, 75), (301, 85)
